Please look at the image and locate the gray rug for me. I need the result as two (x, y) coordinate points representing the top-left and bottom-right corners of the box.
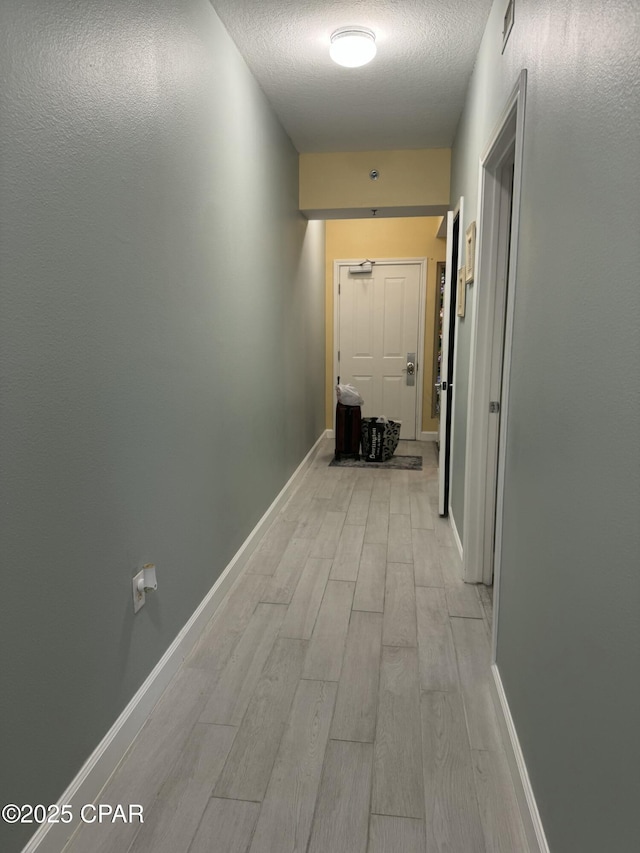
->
(329, 455), (422, 470)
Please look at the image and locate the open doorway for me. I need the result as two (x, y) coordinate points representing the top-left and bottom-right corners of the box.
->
(462, 71), (527, 649)
(483, 155), (515, 579)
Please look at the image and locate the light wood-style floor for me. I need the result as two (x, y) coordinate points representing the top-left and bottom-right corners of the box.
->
(65, 439), (528, 853)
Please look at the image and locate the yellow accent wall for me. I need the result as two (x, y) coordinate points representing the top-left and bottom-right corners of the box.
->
(301, 149), (450, 213)
(325, 217), (446, 433)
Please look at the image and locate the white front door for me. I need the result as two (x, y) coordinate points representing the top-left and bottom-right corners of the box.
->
(337, 262), (422, 440)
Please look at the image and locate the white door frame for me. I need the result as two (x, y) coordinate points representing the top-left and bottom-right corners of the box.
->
(462, 69), (527, 656)
(333, 258), (427, 440)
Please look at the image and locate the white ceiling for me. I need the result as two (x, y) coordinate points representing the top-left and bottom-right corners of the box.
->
(210, 0), (494, 153)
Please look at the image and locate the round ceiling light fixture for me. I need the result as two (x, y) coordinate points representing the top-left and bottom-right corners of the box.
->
(329, 27), (377, 68)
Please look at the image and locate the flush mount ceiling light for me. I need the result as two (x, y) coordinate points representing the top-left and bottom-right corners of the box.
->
(329, 27), (377, 68)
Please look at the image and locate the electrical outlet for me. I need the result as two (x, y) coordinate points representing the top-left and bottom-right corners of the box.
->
(133, 564), (158, 613)
(133, 569), (145, 613)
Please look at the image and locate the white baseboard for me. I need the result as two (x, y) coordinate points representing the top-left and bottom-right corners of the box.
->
(328, 429), (435, 442)
(449, 510), (464, 561)
(22, 431), (327, 853)
(328, 428), (436, 443)
(490, 664), (550, 853)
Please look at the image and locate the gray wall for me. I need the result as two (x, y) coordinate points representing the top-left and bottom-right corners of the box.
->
(450, 1), (640, 850)
(0, 2), (325, 850)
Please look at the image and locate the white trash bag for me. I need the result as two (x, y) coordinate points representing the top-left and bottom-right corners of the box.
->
(336, 383), (364, 406)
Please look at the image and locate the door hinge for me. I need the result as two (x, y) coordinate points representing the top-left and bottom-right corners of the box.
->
(338, 283), (341, 295)
(489, 401), (500, 413)
(338, 350), (340, 361)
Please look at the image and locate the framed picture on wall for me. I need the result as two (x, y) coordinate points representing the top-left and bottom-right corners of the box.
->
(502, 0), (515, 53)
(465, 221), (476, 284)
(457, 266), (466, 317)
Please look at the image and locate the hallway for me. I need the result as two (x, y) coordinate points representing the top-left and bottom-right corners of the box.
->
(64, 439), (528, 853)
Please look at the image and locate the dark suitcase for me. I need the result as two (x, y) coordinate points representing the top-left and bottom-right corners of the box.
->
(335, 402), (361, 460)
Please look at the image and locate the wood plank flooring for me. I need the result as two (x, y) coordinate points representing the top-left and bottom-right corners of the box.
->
(64, 439), (528, 853)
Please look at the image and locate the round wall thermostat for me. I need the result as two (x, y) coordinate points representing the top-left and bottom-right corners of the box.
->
(369, 169), (379, 181)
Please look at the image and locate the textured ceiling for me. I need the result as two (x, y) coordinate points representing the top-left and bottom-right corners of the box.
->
(210, 0), (494, 152)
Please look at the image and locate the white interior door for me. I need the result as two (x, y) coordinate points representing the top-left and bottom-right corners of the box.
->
(438, 199), (462, 517)
(438, 213), (454, 513)
(338, 262), (422, 440)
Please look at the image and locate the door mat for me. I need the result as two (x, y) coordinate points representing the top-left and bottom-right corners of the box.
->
(329, 455), (422, 470)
